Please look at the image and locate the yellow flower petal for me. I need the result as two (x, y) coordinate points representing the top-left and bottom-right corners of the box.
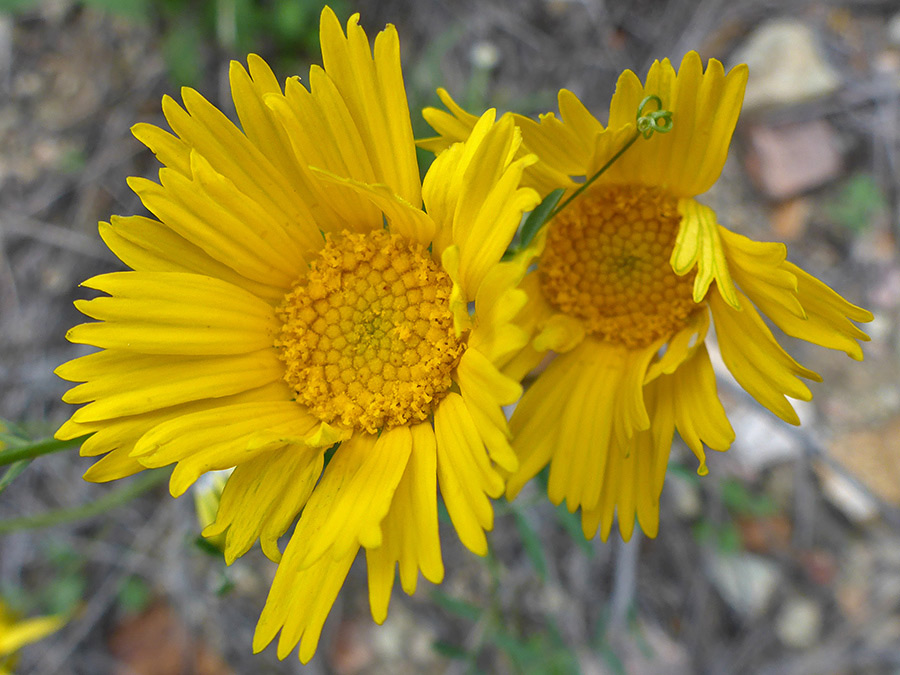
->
(434, 393), (503, 556)
(0, 614), (64, 655)
(671, 198), (739, 307)
(62, 351), (283, 423)
(98, 216), (285, 302)
(204, 445), (324, 564)
(133, 401), (324, 497)
(606, 52), (748, 197)
(310, 168), (435, 246)
(253, 541), (357, 663)
(364, 422), (444, 624)
(710, 287), (821, 425)
(290, 428), (412, 568)
(319, 8), (421, 208)
(719, 226), (872, 359)
(455, 346), (520, 472)
(69, 272), (279, 356)
(419, 87), (480, 154)
(668, 344), (734, 473)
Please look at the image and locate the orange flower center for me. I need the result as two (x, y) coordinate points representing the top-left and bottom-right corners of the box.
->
(276, 229), (464, 434)
(539, 184), (698, 348)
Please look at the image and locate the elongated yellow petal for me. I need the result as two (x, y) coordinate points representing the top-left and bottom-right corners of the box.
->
(0, 614), (64, 655)
(606, 52), (748, 196)
(291, 428), (411, 568)
(434, 393), (503, 556)
(720, 226), (872, 359)
(253, 539), (357, 663)
(133, 401), (324, 496)
(82, 446), (146, 482)
(319, 8), (421, 208)
(64, 351), (283, 423)
(669, 345), (734, 474)
(364, 422), (444, 624)
(455, 346), (520, 472)
(710, 287), (821, 425)
(204, 445), (324, 564)
(99, 216), (285, 302)
(420, 87), (481, 154)
(69, 272), (279, 356)
(159, 89), (318, 242)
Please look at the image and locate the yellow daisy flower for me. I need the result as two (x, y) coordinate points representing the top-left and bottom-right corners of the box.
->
(0, 600), (63, 675)
(422, 52), (873, 541)
(54, 7), (538, 662)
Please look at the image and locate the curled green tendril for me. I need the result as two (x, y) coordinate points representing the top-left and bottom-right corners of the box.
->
(636, 95), (673, 139)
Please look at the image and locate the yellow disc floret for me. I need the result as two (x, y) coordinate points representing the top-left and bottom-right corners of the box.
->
(276, 229), (464, 433)
(540, 184), (698, 348)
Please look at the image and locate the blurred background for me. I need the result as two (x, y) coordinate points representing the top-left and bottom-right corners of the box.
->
(1, 0), (899, 672)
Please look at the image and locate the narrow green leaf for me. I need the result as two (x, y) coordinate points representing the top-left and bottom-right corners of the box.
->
(431, 640), (470, 660)
(512, 509), (548, 580)
(430, 589), (482, 622)
(519, 188), (564, 249)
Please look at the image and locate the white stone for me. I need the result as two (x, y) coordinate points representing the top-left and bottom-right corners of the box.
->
(818, 464), (880, 523)
(708, 553), (781, 619)
(732, 20), (841, 112)
(775, 596), (822, 648)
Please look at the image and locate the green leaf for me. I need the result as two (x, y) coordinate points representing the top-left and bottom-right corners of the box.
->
(512, 509), (548, 580)
(118, 576), (151, 614)
(431, 640), (470, 661)
(430, 590), (482, 622)
(519, 188), (564, 249)
(81, 0), (149, 20)
(162, 19), (204, 87)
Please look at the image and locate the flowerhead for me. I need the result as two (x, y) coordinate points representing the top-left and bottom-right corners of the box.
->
(423, 52), (873, 541)
(55, 7), (538, 662)
(0, 600), (63, 675)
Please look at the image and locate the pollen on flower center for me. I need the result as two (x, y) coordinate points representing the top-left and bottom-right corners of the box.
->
(539, 184), (698, 348)
(276, 229), (464, 434)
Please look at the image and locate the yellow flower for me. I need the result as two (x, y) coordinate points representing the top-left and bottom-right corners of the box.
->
(54, 7), (538, 662)
(0, 600), (63, 675)
(423, 52), (873, 541)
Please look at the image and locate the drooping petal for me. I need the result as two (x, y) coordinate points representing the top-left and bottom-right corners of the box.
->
(667, 344), (734, 474)
(720, 226), (872, 359)
(132, 401), (333, 497)
(434, 393), (504, 556)
(253, 541), (357, 663)
(709, 287), (821, 425)
(203, 445), (325, 564)
(364, 422), (444, 624)
(455, 346), (521, 473)
(289, 427), (412, 568)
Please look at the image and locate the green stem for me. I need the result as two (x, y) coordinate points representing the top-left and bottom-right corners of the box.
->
(546, 130), (641, 222)
(0, 469), (169, 534)
(0, 435), (90, 468)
